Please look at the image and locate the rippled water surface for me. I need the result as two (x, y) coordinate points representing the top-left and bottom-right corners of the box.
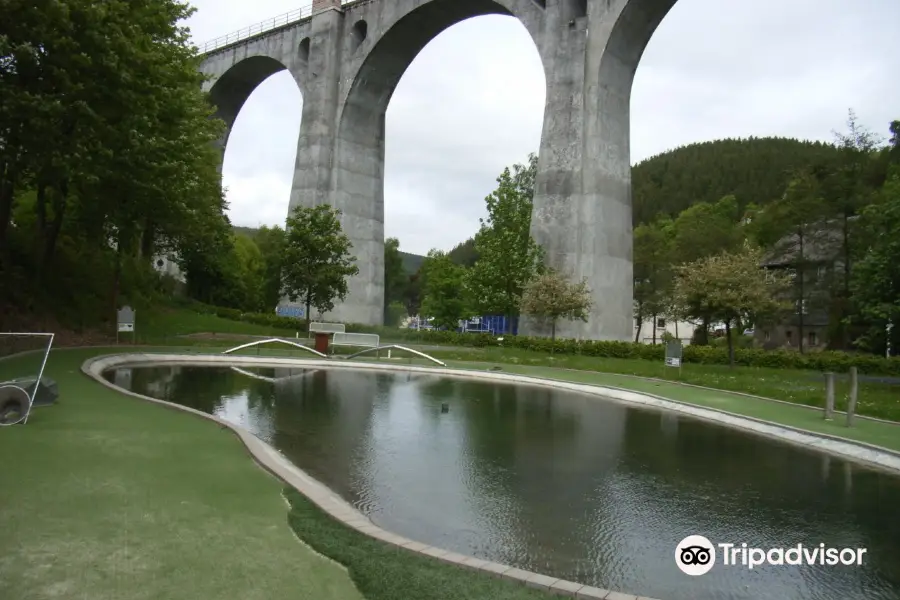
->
(103, 364), (900, 600)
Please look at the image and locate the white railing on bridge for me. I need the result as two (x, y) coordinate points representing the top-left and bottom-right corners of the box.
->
(197, 0), (359, 55)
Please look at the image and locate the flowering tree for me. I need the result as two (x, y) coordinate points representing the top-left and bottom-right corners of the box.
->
(520, 269), (592, 344)
(673, 241), (792, 365)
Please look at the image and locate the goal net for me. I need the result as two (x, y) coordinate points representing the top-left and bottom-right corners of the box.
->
(0, 332), (55, 425)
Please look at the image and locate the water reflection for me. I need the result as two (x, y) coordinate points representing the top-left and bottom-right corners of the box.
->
(107, 365), (900, 600)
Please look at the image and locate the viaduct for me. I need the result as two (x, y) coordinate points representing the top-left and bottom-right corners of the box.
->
(198, 0), (677, 341)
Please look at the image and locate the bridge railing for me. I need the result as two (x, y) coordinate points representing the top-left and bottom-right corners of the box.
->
(197, 0), (359, 55)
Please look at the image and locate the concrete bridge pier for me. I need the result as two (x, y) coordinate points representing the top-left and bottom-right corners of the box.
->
(199, 0), (679, 340)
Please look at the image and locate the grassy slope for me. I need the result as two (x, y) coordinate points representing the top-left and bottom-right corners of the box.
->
(0, 350), (363, 600)
(441, 361), (900, 452)
(419, 347), (900, 421)
(285, 489), (548, 600)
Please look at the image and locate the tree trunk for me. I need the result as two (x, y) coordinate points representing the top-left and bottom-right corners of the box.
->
(550, 320), (556, 354)
(697, 314), (710, 345)
(0, 162), (14, 256)
(652, 312), (658, 345)
(42, 182), (68, 268)
(798, 228), (806, 354)
(140, 220), (156, 261)
(33, 183), (48, 287)
(305, 292), (312, 327)
(725, 319), (735, 366)
(111, 236), (124, 316)
(634, 302), (643, 343)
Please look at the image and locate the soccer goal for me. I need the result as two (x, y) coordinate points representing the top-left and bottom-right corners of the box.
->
(0, 332), (55, 426)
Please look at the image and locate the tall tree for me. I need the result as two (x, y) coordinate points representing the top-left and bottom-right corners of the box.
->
(420, 250), (468, 330)
(633, 218), (673, 343)
(383, 237), (407, 320)
(823, 110), (885, 347)
(753, 170), (830, 353)
(232, 234), (266, 312)
(466, 154), (544, 332)
(669, 195), (744, 343)
(254, 225), (286, 310)
(673, 242), (792, 365)
(281, 205), (359, 324)
(520, 270), (593, 344)
(851, 174), (900, 356)
(1, 0), (224, 314)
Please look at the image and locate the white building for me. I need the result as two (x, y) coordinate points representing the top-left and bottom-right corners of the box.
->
(633, 317), (696, 345)
(152, 254), (186, 283)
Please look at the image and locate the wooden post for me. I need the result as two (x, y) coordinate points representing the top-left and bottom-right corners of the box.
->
(824, 372), (835, 420)
(846, 367), (858, 427)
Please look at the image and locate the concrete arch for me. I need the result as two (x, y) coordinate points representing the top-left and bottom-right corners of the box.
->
(321, 0), (548, 325)
(203, 53), (306, 178)
(586, 0), (678, 191)
(208, 56), (291, 134)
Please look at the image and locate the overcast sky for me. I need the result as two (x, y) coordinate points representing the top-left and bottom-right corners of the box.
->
(185, 0), (900, 256)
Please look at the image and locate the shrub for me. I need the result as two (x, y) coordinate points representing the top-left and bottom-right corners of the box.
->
(185, 300), (900, 375)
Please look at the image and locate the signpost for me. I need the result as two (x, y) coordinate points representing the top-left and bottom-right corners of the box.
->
(665, 340), (683, 375)
(117, 305), (136, 344)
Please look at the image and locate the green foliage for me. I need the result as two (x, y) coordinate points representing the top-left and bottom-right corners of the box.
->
(388, 329), (900, 376)
(673, 242), (793, 364)
(384, 302), (407, 327)
(466, 154), (544, 327)
(420, 249), (468, 330)
(1, 0), (225, 323)
(520, 270), (592, 340)
(383, 237), (407, 316)
(633, 219), (673, 339)
(671, 195), (745, 262)
(448, 237), (479, 267)
(231, 234), (266, 311)
(632, 137), (844, 225)
(254, 225), (287, 310)
(851, 175), (900, 353)
(281, 205), (359, 322)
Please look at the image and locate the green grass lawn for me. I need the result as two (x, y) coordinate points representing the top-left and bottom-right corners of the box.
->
(415, 346), (900, 422)
(1, 346), (899, 600)
(435, 360), (900, 452)
(0, 350), (364, 600)
(285, 489), (548, 600)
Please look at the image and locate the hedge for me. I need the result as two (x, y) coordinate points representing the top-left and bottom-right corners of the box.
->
(176, 300), (900, 376)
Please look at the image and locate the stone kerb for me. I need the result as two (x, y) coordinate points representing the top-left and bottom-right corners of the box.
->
(82, 352), (900, 600)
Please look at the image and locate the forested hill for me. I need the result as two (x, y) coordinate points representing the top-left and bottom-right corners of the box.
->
(632, 137), (842, 224)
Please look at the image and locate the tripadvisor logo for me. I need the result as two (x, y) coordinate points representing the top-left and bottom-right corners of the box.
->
(675, 535), (867, 576)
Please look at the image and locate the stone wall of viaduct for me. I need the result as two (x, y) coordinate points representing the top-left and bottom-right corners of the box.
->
(199, 0), (678, 340)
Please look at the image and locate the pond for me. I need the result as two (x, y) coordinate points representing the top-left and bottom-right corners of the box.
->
(103, 364), (900, 600)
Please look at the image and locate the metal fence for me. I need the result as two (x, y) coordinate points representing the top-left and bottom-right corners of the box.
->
(197, 0), (359, 55)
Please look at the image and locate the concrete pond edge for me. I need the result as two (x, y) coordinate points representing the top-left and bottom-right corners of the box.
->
(80, 352), (900, 600)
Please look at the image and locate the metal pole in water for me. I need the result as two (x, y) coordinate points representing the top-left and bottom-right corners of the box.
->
(823, 372), (835, 420)
(846, 367), (858, 427)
